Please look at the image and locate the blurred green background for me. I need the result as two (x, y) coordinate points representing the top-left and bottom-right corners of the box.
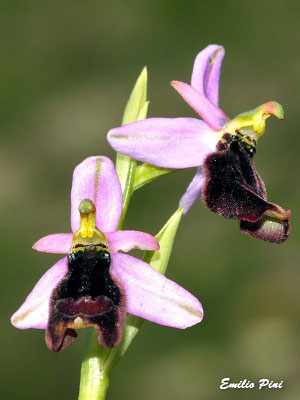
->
(1, 1), (299, 399)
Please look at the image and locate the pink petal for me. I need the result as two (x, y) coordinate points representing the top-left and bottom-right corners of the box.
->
(33, 233), (73, 254)
(111, 253), (203, 328)
(71, 156), (123, 233)
(106, 230), (159, 254)
(191, 44), (225, 107)
(108, 118), (216, 169)
(11, 258), (68, 329)
(171, 81), (227, 131)
(179, 167), (205, 215)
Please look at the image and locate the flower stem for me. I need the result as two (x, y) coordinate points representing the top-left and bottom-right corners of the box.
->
(78, 329), (110, 400)
(117, 157), (137, 230)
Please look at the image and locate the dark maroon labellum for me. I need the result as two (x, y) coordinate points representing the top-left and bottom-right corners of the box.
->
(202, 136), (290, 243)
(46, 246), (126, 352)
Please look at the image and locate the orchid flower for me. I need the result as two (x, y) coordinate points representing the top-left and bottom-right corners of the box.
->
(107, 44), (291, 244)
(11, 156), (203, 352)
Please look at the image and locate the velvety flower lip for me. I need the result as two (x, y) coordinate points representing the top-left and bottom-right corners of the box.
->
(107, 44), (291, 243)
(12, 155), (203, 351)
(202, 138), (291, 243)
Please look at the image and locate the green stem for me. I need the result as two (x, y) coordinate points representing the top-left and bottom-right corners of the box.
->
(78, 329), (110, 400)
(90, 314), (144, 377)
(117, 158), (137, 230)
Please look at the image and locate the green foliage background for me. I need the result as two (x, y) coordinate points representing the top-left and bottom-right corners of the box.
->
(1, 1), (299, 399)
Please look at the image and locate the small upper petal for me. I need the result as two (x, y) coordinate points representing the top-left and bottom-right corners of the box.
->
(11, 257), (68, 329)
(111, 253), (203, 329)
(179, 167), (205, 215)
(191, 44), (225, 107)
(108, 118), (216, 169)
(171, 81), (228, 131)
(71, 156), (123, 233)
(33, 233), (73, 254)
(106, 230), (159, 254)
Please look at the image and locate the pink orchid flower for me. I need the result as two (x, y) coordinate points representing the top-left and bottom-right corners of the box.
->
(107, 45), (290, 244)
(11, 156), (203, 352)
